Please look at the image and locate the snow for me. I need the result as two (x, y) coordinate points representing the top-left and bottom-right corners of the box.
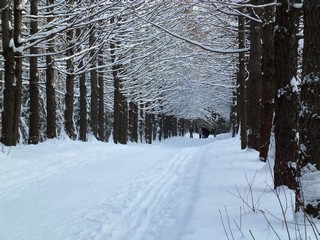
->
(300, 164), (320, 208)
(290, 77), (299, 93)
(8, 21), (13, 31)
(0, 134), (319, 240)
(9, 39), (15, 49)
(292, 3), (303, 9)
(18, 36), (26, 44)
(17, 0), (27, 10)
(9, 38), (24, 53)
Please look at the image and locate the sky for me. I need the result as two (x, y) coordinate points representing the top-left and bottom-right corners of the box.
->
(0, 133), (319, 240)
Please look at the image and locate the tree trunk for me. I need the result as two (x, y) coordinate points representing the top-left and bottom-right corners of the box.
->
(129, 101), (138, 143)
(247, 2), (262, 151)
(152, 114), (157, 141)
(273, 0), (299, 192)
(65, 7), (75, 139)
(119, 92), (128, 144)
(112, 64), (120, 144)
(134, 103), (139, 142)
(1, 2), (15, 146)
(98, 50), (105, 141)
(172, 116), (178, 137)
(129, 101), (134, 142)
(163, 115), (172, 139)
(90, 25), (98, 139)
(145, 110), (152, 144)
(158, 114), (163, 141)
(77, 20), (87, 141)
(139, 104), (144, 142)
(238, 8), (247, 149)
(231, 76), (238, 137)
(1, 0), (23, 146)
(13, 0), (23, 145)
(299, 0), (320, 216)
(259, 0), (275, 161)
(29, 0), (39, 144)
(79, 60), (87, 141)
(110, 16), (120, 144)
(46, 0), (56, 139)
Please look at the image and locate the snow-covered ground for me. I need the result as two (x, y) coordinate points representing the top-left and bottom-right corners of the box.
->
(0, 133), (318, 240)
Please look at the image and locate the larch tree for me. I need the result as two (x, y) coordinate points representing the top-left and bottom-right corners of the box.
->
(13, 0), (23, 145)
(79, 64), (87, 141)
(299, 0), (320, 216)
(110, 15), (122, 144)
(29, 0), (40, 144)
(46, 0), (57, 139)
(129, 100), (138, 143)
(0, 0), (15, 146)
(64, 0), (75, 139)
(98, 49), (105, 141)
(76, 23), (87, 141)
(259, 0), (275, 161)
(89, 22), (99, 139)
(273, 0), (300, 193)
(0, 0), (238, 144)
(247, 2), (262, 151)
(1, 0), (24, 146)
(238, 7), (247, 150)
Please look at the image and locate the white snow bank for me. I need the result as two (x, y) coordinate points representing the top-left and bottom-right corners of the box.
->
(0, 134), (318, 240)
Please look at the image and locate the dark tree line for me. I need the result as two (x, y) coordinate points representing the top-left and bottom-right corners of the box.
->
(233, 0), (320, 216)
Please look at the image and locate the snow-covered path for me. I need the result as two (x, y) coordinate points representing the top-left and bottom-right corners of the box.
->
(93, 145), (204, 240)
(2, 134), (305, 240)
(0, 136), (218, 240)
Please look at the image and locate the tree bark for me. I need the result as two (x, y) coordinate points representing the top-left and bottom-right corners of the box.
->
(158, 114), (163, 141)
(46, 0), (56, 139)
(231, 78), (238, 138)
(139, 104), (144, 142)
(119, 92), (128, 144)
(110, 16), (120, 144)
(1, 2), (15, 146)
(152, 114), (157, 141)
(1, 0), (23, 146)
(98, 50), (105, 141)
(247, 2), (262, 151)
(172, 116), (178, 137)
(65, 3), (75, 139)
(13, 0), (23, 145)
(273, 0), (299, 192)
(299, 0), (320, 216)
(129, 101), (138, 143)
(77, 21), (87, 141)
(238, 8), (247, 149)
(29, 0), (40, 144)
(112, 63), (120, 144)
(79, 60), (87, 141)
(90, 24), (98, 139)
(145, 109), (152, 144)
(259, 0), (275, 161)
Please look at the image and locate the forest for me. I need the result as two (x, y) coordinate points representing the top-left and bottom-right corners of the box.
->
(1, 0), (320, 219)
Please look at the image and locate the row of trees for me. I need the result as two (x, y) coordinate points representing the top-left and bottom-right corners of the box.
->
(0, 1), (235, 146)
(232, 0), (320, 216)
(2, 0), (320, 219)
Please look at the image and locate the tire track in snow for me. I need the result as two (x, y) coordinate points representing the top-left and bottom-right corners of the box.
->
(94, 146), (205, 240)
